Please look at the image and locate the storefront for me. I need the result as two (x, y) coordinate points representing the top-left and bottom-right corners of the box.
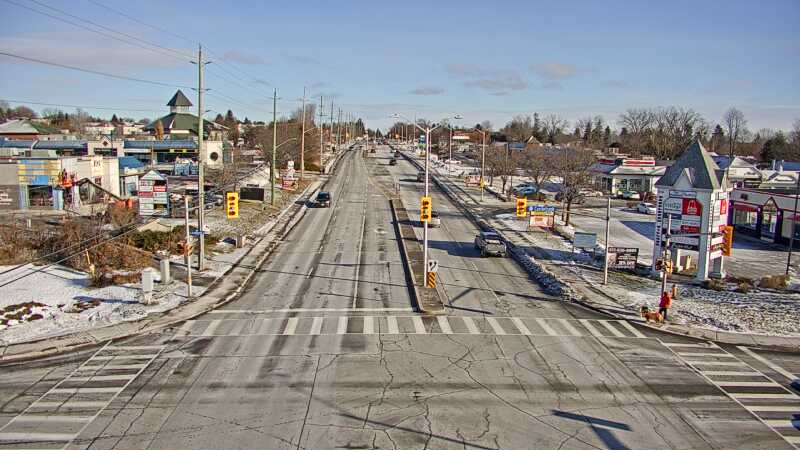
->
(729, 189), (800, 246)
(590, 157), (666, 196)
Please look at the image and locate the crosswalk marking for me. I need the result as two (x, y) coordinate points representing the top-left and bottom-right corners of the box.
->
(738, 346), (799, 383)
(175, 320), (194, 337)
(462, 317), (480, 334)
(786, 436), (800, 444)
(283, 317), (299, 335)
(413, 317), (426, 334)
(387, 316), (399, 334)
(701, 371), (761, 376)
(32, 401), (108, 409)
(310, 317), (323, 335)
(763, 419), (800, 428)
(660, 342), (712, 348)
(511, 318), (531, 335)
(91, 354), (158, 361)
(0, 432), (77, 441)
(535, 318), (557, 336)
(745, 405), (800, 412)
(51, 387), (123, 394)
(578, 319), (603, 337)
(202, 319), (221, 336)
(599, 320), (625, 337)
(68, 374), (137, 382)
(437, 316), (452, 334)
(676, 352), (736, 358)
(715, 381), (779, 387)
(557, 319), (581, 336)
(105, 345), (162, 351)
(683, 360), (747, 366)
(486, 317), (505, 335)
(363, 316), (374, 334)
(12, 415), (93, 423)
(730, 393), (798, 399)
(619, 321), (647, 339)
(337, 316), (348, 334)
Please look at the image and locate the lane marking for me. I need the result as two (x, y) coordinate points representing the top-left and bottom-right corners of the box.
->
(413, 317), (426, 334)
(306, 267), (314, 279)
(676, 352), (736, 358)
(387, 316), (399, 334)
(211, 307), (413, 314)
(337, 316), (348, 334)
(90, 354), (158, 361)
(579, 319), (604, 337)
(437, 316), (452, 334)
(352, 198), (368, 309)
(683, 360), (747, 366)
(599, 320), (625, 338)
(619, 321), (647, 339)
(557, 319), (581, 337)
(310, 317), (323, 335)
(0, 432), (77, 441)
(12, 415), (93, 423)
(660, 342), (712, 348)
(745, 405), (800, 412)
(737, 346), (799, 384)
(282, 317), (299, 335)
(202, 319), (221, 336)
(462, 317), (480, 334)
(32, 401), (108, 409)
(511, 317), (531, 335)
(68, 374), (137, 382)
(535, 318), (557, 336)
(701, 371), (763, 377)
(51, 387), (123, 394)
(363, 316), (374, 335)
(175, 320), (195, 337)
(715, 381), (780, 388)
(486, 317), (506, 335)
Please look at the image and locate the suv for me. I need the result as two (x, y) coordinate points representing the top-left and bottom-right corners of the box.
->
(429, 211), (441, 227)
(316, 191), (331, 207)
(474, 231), (506, 257)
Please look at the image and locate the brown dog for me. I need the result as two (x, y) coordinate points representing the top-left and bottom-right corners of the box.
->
(640, 305), (664, 324)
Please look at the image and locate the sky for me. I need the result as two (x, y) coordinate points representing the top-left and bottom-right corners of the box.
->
(1, 0), (798, 133)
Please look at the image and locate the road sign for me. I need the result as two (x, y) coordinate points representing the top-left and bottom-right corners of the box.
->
(573, 232), (597, 249)
(426, 271), (436, 288)
(190, 231), (204, 237)
(528, 204), (556, 216)
(426, 259), (439, 273)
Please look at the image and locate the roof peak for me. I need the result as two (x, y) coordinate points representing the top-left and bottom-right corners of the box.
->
(655, 140), (728, 190)
(167, 90), (193, 107)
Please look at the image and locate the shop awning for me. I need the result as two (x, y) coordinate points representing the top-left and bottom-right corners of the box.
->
(733, 203), (758, 212)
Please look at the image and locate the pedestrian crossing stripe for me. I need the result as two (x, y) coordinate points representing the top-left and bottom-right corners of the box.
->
(175, 316), (651, 339)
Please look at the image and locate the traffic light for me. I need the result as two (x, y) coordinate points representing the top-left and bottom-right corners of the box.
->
(665, 261), (673, 274)
(722, 225), (734, 256)
(516, 197), (527, 217)
(420, 196), (432, 222)
(226, 192), (239, 219)
(177, 240), (194, 256)
(655, 259), (663, 271)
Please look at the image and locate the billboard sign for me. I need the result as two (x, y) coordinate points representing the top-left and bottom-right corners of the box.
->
(573, 232), (597, 249)
(608, 247), (638, 270)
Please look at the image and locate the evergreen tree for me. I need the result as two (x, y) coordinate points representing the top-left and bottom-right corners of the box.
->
(582, 121), (592, 142)
(110, 114), (119, 124)
(532, 113), (542, 141)
(603, 126), (611, 146)
(214, 113), (225, 125)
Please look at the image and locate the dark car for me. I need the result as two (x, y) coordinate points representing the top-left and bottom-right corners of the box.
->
(316, 191), (331, 207)
(389, 158), (397, 166)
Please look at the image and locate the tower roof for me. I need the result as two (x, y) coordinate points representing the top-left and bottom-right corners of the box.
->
(656, 140), (728, 190)
(167, 90), (193, 107)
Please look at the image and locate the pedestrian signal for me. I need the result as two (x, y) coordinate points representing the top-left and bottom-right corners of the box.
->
(226, 192), (239, 219)
(516, 197), (527, 217)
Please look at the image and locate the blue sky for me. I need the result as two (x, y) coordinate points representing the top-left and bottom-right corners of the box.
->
(1, 0), (798, 133)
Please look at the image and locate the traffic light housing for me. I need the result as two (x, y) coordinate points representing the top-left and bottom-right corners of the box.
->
(721, 225), (734, 256)
(516, 197), (527, 217)
(655, 259), (663, 271)
(420, 196), (432, 222)
(226, 192), (239, 219)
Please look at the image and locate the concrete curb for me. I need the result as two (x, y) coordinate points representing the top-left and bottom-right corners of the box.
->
(389, 198), (421, 313)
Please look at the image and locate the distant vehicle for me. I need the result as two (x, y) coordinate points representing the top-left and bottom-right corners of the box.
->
(637, 202), (656, 214)
(619, 191), (641, 200)
(474, 231), (506, 257)
(388, 158), (397, 166)
(514, 186), (538, 196)
(429, 211), (441, 227)
(316, 191), (331, 207)
(513, 182), (537, 191)
(579, 189), (604, 197)
(416, 172), (425, 182)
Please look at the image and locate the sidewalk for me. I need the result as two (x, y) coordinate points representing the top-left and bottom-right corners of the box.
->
(407, 151), (800, 351)
(0, 173), (332, 363)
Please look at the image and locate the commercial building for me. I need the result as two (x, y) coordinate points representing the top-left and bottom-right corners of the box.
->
(589, 156), (667, 196)
(729, 188), (800, 247)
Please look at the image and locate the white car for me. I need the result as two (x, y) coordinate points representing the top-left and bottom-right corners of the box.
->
(637, 202), (656, 214)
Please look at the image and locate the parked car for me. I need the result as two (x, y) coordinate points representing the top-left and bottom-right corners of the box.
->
(388, 158), (397, 165)
(513, 182), (537, 192)
(474, 231), (506, 257)
(579, 189), (604, 197)
(619, 191), (641, 200)
(429, 211), (441, 227)
(637, 202), (656, 214)
(514, 186), (538, 196)
(316, 191), (331, 207)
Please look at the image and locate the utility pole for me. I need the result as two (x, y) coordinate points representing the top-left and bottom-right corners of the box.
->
(423, 125), (431, 284)
(194, 44), (208, 271)
(184, 195), (193, 298)
(336, 108), (342, 149)
(300, 86), (306, 181)
(480, 131), (486, 201)
(318, 96), (324, 172)
(329, 99), (334, 154)
(603, 197), (611, 285)
(787, 173), (800, 275)
(271, 88), (277, 205)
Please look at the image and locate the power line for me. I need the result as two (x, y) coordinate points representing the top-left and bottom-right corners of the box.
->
(86, 0), (197, 45)
(0, 51), (193, 89)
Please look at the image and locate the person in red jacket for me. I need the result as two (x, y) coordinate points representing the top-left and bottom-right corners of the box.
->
(659, 289), (673, 321)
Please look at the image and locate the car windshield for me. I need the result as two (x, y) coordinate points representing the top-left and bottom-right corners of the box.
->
(318, 192), (330, 200)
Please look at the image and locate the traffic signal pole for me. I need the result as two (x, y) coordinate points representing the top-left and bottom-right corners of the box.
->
(603, 197), (611, 285)
(184, 195), (193, 299)
(423, 127), (430, 281)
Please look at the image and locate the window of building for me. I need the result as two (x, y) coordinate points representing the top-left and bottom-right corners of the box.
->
(733, 209), (758, 231)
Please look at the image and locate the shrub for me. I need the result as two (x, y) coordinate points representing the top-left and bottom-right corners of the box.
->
(735, 282), (752, 293)
(704, 279), (726, 291)
(759, 275), (789, 290)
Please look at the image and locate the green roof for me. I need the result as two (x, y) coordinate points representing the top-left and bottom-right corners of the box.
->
(167, 90), (193, 107)
(143, 113), (226, 136)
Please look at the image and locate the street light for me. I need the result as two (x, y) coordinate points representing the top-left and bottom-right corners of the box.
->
(391, 113), (462, 289)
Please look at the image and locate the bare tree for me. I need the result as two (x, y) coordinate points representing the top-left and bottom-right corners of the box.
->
(555, 147), (595, 226)
(501, 115), (533, 142)
(651, 106), (706, 159)
(519, 148), (557, 192)
(542, 114), (568, 144)
(791, 119), (800, 154)
(618, 108), (655, 152)
(723, 107), (748, 157)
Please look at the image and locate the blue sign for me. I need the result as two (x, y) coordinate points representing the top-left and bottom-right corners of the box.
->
(190, 231), (204, 237)
(528, 205), (556, 214)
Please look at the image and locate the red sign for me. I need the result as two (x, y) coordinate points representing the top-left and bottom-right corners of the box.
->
(682, 198), (702, 216)
(719, 198), (728, 215)
(153, 185), (166, 192)
(681, 225), (700, 233)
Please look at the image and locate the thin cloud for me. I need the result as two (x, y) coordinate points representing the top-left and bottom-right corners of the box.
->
(530, 62), (578, 80)
(410, 86), (445, 96)
(221, 50), (269, 65)
(464, 72), (528, 91)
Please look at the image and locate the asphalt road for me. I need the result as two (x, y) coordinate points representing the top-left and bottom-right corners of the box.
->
(0, 145), (798, 450)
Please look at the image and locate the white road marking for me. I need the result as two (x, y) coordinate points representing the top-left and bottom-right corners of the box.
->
(363, 316), (374, 334)
(619, 321), (647, 338)
(486, 317), (506, 335)
(12, 415), (93, 423)
(599, 320), (625, 337)
(202, 319), (221, 336)
(337, 316), (348, 334)
(676, 352), (736, 358)
(51, 387), (123, 394)
(763, 419), (800, 428)
(729, 393), (797, 399)
(90, 354), (159, 361)
(715, 381), (779, 387)
(557, 319), (581, 337)
(535, 318), (557, 336)
(737, 346), (799, 383)
(387, 316), (399, 334)
(745, 405), (800, 412)
(579, 319), (604, 337)
(211, 307), (413, 313)
(700, 371), (762, 377)
(352, 202), (368, 309)
(660, 342), (712, 348)
(306, 267), (314, 279)
(105, 345), (162, 351)
(175, 320), (195, 337)
(32, 401), (108, 409)
(683, 360), (747, 366)
(68, 374), (137, 382)
(282, 317), (299, 335)
(0, 432), (77, 441)
(436, 316), (452, 334)
(786, 436), (800, 444)
(310, 317), (323, 335)
(511, 318), (531, 335)
(461, 317), (481, 334)
(413, 317), (426, 334)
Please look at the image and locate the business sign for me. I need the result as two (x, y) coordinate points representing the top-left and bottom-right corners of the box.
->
(573, 232), (597, 249)
(682, 198), (702, 216)
(528, 204), (556, 216)
(529, 215), (554, 228)
(608, 247), (638, 270)
(139, 170), (169, 217)
(663, 197), (683, 214)
(669, 190), (697, 199)
(465, 175), (480, 187)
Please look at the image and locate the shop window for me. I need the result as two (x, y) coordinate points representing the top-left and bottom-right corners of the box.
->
(733, 209), (757, 231)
